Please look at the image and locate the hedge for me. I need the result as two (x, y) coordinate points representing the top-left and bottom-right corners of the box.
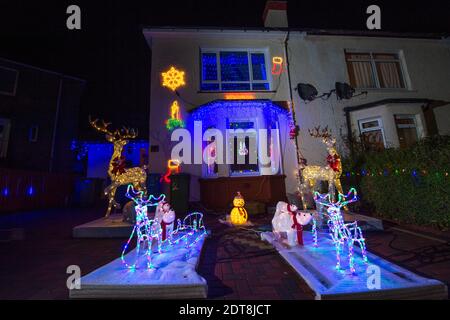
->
(341, 135), (450, 230)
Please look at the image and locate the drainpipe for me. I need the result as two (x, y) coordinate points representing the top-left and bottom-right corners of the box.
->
(344, 109), (354, 157)
(283, 30), (304, 183)
(49, 77), (63, 172)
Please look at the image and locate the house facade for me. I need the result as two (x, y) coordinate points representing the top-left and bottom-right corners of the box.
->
(143, 3), (450, 208)
(0, 58), (86, 173)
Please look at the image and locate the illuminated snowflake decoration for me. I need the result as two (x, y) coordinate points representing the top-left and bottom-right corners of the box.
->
(161, 66), (185, 91)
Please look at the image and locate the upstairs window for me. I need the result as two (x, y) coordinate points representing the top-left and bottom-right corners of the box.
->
(345, 51), (406, 89)
(201, 50), (270, 91)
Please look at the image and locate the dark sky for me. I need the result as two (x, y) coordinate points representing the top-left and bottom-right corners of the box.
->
(0, 0), (449, 139)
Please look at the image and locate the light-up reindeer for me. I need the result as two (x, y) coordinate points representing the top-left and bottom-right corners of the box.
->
(314, 188), (368, 273)
(299, 126), (344, 209)
(89, 117), (147, 217)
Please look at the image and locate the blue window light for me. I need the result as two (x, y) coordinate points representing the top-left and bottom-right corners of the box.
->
(200, 50), (270, 92)
(251, 53), (267, 81)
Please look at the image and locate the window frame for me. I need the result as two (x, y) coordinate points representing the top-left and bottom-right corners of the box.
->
(345, 50), (407, 90)
(358, 117), (387, 149)
(394, 114), (419, 148)
(0, 66), (19, 96)
(200, 48), (271, 92)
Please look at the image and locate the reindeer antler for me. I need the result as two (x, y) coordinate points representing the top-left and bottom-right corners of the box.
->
(308, 126), (332, 140)
(118, 126), (138, 140)
(89, 116), (138, 140)
(89, 116), (115, 136)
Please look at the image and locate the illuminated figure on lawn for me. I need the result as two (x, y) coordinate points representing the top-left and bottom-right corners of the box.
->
(121, 185), (207, 269)
(314, 188), (368, 273)
(229, 192), (248, 225)
(272, 202), (317, 247)
(89, 117), (147, 217)
(299, 126), (345, 209)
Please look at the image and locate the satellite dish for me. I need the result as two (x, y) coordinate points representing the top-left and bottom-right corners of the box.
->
(335, 82), (355, 100)
(296, 83), (318, 102)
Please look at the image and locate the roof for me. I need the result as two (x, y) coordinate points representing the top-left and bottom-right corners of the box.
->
(142, 25), (447, 40)
(0, 57), (86, 83)
(343, 98), (450, 113)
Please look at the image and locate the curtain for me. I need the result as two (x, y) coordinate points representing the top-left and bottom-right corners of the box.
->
(377, 62), (402, 88)
(350, 61), (375, 88)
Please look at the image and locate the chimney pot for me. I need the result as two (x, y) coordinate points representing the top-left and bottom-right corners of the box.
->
(263, 1), (288, 28)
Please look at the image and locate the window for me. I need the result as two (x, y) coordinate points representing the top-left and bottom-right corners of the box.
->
(345, 51), (406, 89)
(227, 121), (259, 175)
(358, 118), (386, 151)
(395, 115), (418, 148)
(200, 50), (270, 91)
(0, 66), (19, 96)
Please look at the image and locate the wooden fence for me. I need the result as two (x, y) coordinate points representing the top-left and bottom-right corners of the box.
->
(0, 168), (74, 213)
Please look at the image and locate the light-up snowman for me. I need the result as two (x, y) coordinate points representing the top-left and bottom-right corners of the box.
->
(230, 192), (248, 225)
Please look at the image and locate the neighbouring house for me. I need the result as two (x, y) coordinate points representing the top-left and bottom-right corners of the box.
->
(0, 57), (86, 173)
(0, 57), (86, 212)
(142, 1), (450, 209)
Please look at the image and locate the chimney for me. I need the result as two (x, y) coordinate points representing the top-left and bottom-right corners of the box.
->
(263, 1), (288, 28)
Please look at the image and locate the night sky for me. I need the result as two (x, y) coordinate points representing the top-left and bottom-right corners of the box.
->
(0, 0), (449, 139)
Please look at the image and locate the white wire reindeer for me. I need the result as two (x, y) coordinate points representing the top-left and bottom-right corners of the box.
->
(314, 188), (368, 273)
(121, 185), (165, 269)
(121, 185), (207, 269)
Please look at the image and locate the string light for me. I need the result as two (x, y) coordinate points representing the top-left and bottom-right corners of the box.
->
(161, 159), (181, 184)
(300, 126), (345, 209)
(89, 117), (147, 217)
(165, 100), (185, 131)
(314, 188), (368, 273)
(161, 66), (185, 91)
(121, 185), (207, 269)
(343, 168), (450, 178)
(271, 56), (283, 75)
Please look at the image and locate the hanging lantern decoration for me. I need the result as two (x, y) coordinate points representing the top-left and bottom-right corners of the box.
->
(230, 191), (248, 225)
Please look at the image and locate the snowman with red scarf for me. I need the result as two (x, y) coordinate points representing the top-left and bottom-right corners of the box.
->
(155, 200), (176, 242)
(272, 201), (313, 246)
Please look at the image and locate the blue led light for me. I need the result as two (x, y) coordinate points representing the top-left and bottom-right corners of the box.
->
(251, 53), (267, 81)
(27, 186), (34, 196)
(190, 99), (288, 130)
(3, 188), (8, 196)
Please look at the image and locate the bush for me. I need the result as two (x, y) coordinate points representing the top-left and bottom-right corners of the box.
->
(341, 135), (450, 230)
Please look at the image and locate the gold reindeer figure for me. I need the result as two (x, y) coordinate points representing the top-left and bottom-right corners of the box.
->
(89, 117), (147, 217)
(299, 126), (344, 209)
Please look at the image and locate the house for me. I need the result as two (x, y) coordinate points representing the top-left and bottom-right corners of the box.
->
(0, 57), (86, 173)
(142, 1), (450, 209)
(0, 58), (85, 212)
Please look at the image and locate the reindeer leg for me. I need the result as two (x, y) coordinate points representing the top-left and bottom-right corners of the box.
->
(335, 242), (341, 270)
(348, 240), (355, 273)
(105, 183), (120, 217)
